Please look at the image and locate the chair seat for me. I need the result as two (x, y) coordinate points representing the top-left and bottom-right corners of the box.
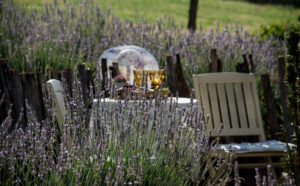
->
(216, 140), (296, 154)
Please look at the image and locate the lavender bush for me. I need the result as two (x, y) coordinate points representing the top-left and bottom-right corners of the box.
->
(0, 0), (285, 85)
(1, 77), (296, 185)
(0, 77), (234, 185)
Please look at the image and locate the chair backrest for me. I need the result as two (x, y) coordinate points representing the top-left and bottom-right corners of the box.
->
(193, 73), (266, 142)
(46, 79), (67, 133)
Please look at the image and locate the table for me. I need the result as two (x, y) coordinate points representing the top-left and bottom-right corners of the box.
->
(88, 97), (198, 149)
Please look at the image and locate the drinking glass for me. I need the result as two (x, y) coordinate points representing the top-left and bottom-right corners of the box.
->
(148, 69), (165, 90)
(133, 69), (143, 88)
(159, 69), (165, 84)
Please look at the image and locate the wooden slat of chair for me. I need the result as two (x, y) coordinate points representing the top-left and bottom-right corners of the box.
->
(208, 83), (221, 131)
(234, 82), (249, 129)
(243, 82), (258, 130)
(199, 83), (213, 130)
(216, 83), (230, 130)
(193, 77), (202, 109)
(225, 83), (239, 131)
(238, 163), (281, 169)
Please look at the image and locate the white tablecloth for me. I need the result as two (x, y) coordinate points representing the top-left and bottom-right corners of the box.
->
(89, 97), (198, 125)
(88, 97), (198, 149)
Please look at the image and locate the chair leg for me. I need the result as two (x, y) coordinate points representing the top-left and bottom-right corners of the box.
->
(267, 157), (278, 184)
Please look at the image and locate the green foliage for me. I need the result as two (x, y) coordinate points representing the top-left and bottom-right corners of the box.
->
(260, 21), (300, 40)
(286, 30), (299, 122)
(286, 30), (300, 180)
(286, 31), (300, 86)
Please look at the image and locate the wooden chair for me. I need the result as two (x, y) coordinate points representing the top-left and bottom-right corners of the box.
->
(192, 72), (289, 170)
(46, 79), (67, 134)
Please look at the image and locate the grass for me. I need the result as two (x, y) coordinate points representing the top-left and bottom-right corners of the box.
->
(13, 0), (300, 33)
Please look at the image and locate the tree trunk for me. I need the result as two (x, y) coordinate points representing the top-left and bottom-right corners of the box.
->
(0, 0), (3, 15)
(188, 0), (199, 31)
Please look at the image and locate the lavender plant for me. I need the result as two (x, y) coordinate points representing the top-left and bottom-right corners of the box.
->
(0, 0), (285, 84)
(0, 77), (233, 185)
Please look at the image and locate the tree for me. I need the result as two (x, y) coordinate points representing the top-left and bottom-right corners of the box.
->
(286, 29), (300, 185)
(188, 0), (199, 31)
(0, 0), (2, 14)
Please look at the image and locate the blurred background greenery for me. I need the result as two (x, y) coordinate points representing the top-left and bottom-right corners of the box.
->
(14, 0), (300, 33)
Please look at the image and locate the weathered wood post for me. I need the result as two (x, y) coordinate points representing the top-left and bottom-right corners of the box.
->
(101, 58), (108, 97)
(236, 54), (250, 73)
(175, 54), (191, 97)
(46, 67), (53, 80)
(9, 69), (25, 126)
(110, 62), (119, 78)
(261, 74), (281, 139)
(210, 49), (218, 72)
(61, 69), (73, 98)
(249, 54), (255, 73)
(36, 72), (46, 119)
(209, 49), (222, 72)
(242, 54), (250, 73)
(86, 69), (95, 97)
(21, 73), (44, 122)
(217, 59), (222, 72)
(278, 57), (293, 142)
(77, 64), (88, 108)
(0, 59), (11, 124)
(166, 56), (177, 95)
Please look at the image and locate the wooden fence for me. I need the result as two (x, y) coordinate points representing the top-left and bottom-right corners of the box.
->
(0, 50), (293, 141)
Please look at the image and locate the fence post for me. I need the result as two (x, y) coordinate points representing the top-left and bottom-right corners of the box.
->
(278, 57), (293, 142)
(109, 62), (119, 78)
(46, 67), (53, 80)
(249, 54), (255, 73)
(261, 74), (281, 139)
(210, 49), (218, 72)
(62, 69), (73, 98)
(9, 69), (25, 127)
(166, 56), (177, 95)
(21, 73), (44, 122)
(36, 72), (46, 119)
(175, 54), (191, 97)
(86, 69), (95, 98)
(0, 59), (11, 124)
(209, 49), (222, 72)
(236, 54), (250, 73)
(217, 58), (222, 72)
(77, 64), (88, 108)
(101, 58), (108, 97)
